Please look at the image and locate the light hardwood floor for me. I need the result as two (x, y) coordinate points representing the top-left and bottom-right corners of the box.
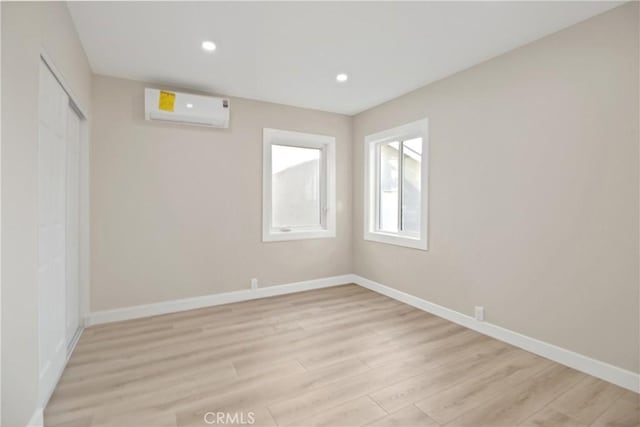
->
(44, 284), (639, 427)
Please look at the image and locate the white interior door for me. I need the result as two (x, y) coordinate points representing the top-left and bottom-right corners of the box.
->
(65, 104), (81, 348)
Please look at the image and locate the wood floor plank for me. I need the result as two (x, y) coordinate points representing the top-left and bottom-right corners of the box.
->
(590, 396), (640, 427)
(621, 390), (640, 406)
(549, 376), (626, 424)
(45, 414), (94, 427)
(359, 328), (492, 367)
(518, 406), (587, 427)
(267, 361), (415, 426)
(290, 396), (388, 427)
(445, 364), (586, 427)
(367, 405), (440, 427)
(232, 358), (306, 379)
(90, 409), (178, 427)
(369, 344), (516, 413)
(414, 349), (552, 424)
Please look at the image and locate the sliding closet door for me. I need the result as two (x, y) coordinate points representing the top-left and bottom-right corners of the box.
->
(65, 104), (81, 347)
(37, 59), (70, 402)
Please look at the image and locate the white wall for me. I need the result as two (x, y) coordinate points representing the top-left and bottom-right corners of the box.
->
(352, 3), (639, 374)
(90, 76), (352, 311)
(1, 2), (92, 426)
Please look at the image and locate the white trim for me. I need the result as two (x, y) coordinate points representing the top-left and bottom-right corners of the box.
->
(364, 230), (427, 251)
(26, 408), (43, 427)
(263, 228), (336, 242)
(86, 275), (355, 326)
(364, 118), (429, 251)
(262, 128), (336, 242)
(352, 275), (640, 393)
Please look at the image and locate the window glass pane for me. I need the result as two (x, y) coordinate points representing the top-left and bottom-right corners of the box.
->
(271, 144), (321, 228)
(378, 141), (400, 232)
(402, 137), (422, 233)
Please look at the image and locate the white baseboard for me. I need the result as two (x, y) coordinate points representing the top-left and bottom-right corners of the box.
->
(86, 274), (356, 326)
(26, 408), (43, 427)
(352, 274), (640, 393)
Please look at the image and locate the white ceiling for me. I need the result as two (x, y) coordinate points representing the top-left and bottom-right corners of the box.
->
(68, 1), (622, 115)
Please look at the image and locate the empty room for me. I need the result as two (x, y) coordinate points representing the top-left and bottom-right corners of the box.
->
(1, 1), (639, 426)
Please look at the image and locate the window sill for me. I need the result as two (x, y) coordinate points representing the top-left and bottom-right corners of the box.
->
(263, 229), (336, 242)
(364, 231), (428, 250)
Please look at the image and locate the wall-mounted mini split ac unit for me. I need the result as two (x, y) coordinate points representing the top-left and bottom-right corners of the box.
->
(144, 88), (230, 128)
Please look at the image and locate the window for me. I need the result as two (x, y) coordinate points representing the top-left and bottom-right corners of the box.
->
(263, 128), (336, 241)
(364, 118), (428, 250)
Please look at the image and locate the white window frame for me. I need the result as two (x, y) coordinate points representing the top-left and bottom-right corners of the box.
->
(364, 118), (429, 250)
(263, 128), (336, 242)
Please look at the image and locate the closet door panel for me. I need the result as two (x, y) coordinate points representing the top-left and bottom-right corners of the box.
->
(66, 105), (81, 346)
(37, 59), (69, 403)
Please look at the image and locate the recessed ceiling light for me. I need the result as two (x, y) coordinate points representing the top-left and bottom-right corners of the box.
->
(201, 41), (216, 52)
(186, 103), (194, 109)
(336, 73), (348, 83)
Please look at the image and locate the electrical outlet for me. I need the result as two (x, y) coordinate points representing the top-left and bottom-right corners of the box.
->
(250, 278), (258, 290)
(474, 306), (484, 321)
